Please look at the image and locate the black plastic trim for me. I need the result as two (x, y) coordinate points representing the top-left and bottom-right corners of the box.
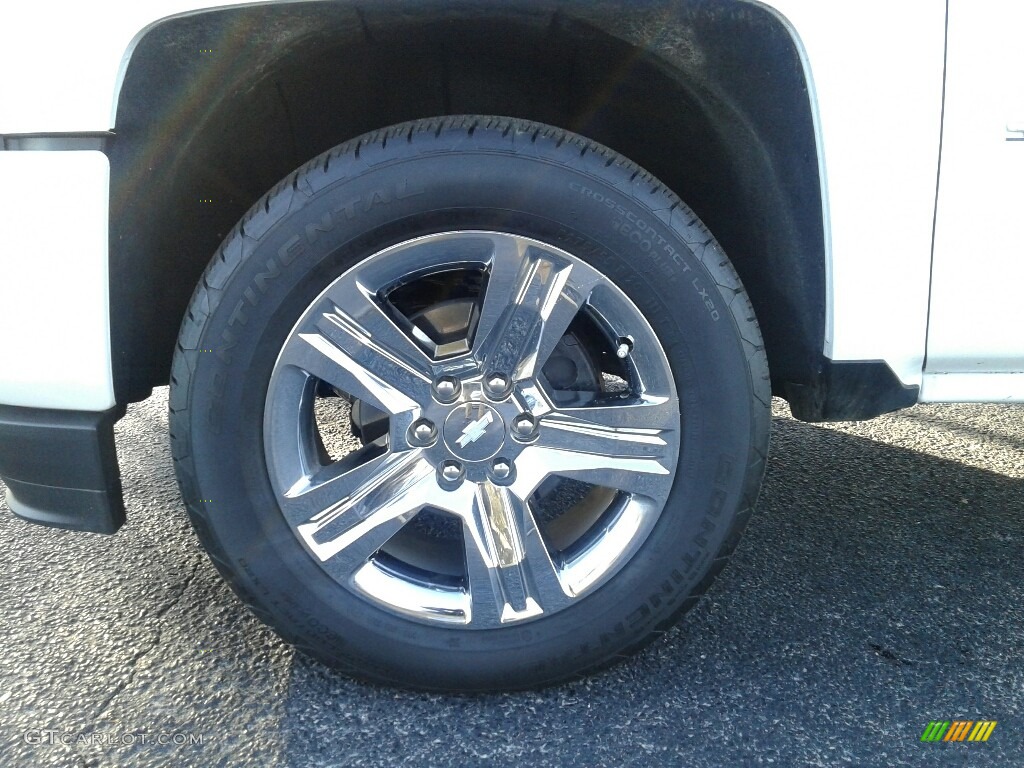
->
(0, 132), (114, 152)
(0, 405), (126, 533)
(784, 360), (919, 423)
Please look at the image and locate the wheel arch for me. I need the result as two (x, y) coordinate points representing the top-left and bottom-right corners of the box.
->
(108, 0), (833, 415)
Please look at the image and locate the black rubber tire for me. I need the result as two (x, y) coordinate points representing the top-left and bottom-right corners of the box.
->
(169, 115), (770, 691)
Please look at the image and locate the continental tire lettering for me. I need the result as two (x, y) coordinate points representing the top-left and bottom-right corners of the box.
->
(395, 178), (425, 200)
(253, 257), (283, 295)
(217, 301), (250, 364)
(708, 489), (727, 518)
(654, 569), (686, 610)
(277, 235), (305, 266)
(680, 550), (698, 571)
(626, 603), (651, 630)
(333, 196), (360, 221)
(683, 549), (711, 582)
(366, 189), (389, 207)
(693, 518), (716, 548)
(226, 300), (248, 329)
(215, 326), (238, 364)
(329, 179), (425, 228)
(715, 455), (735, 485)
(215, 179), (426, 367)
(305, 212), (335, 244)
(205, 372), (225, 433)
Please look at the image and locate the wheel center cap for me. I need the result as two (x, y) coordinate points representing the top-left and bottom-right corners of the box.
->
(443, 403), (505, 461)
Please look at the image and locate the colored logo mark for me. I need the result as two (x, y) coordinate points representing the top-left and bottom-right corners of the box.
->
(921, 720), (997, 742)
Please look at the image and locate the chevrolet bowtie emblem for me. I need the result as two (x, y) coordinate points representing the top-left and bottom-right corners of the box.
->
(456, 412), (494, 448)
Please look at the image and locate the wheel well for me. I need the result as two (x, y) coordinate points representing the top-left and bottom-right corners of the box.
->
(108, 0), (826, 407)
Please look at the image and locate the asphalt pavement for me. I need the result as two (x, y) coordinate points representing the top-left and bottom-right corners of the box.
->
(1, 390), (1022, 767)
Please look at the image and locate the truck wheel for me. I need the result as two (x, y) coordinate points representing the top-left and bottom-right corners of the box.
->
(169, 116), (769, 690)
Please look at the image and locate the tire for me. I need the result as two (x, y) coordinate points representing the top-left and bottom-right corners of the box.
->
(169, 115), (770, 691)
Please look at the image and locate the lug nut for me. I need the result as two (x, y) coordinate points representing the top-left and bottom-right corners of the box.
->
(408, 418), (437, 447)
(432, 375), (461, 403)
(439, 460), (464, 484)
(484, 373), (511, 399)
(490, 458), (513, 480)
(511, 413), (538, 439)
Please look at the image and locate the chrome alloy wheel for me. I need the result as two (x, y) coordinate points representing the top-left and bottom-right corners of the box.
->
(264, 231), (679, 629)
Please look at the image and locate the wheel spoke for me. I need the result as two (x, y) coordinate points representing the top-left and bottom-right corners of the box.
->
(276, 299), (432, 421)
(515, 444), (671, 498)
(278, 281), (433, 414)
(474, 239), (598, 382)
(458, 482), (571, 625)
(550, 394), (678, 430)
(512, 404), (675, 497)
(538, 406), (674, 461)
(322, 276), (434, 364)
(472, 235), (527, 357)
(284, 452), (436, 572)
